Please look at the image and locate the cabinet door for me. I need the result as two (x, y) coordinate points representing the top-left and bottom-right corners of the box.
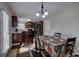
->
(12, 33), (21, 43)
(12, 16), (17, 27)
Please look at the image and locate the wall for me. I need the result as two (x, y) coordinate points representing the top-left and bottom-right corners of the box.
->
(45, 4), (79, 55)
(43, 18), (50, 35)
(0, 2), (12, 56)
(0, 9), (3, 56)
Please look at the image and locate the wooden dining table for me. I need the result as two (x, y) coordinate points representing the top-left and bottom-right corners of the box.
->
(39, 35), (67, 57)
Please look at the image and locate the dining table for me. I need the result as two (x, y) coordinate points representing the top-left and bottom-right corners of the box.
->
(39, 35), (68, 57)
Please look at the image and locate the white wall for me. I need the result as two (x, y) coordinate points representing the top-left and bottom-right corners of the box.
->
(0, 9), (3, 56)
(0, 2), (12, 56)
(44, 4), (79, 54)
(43, 18), (50, 35)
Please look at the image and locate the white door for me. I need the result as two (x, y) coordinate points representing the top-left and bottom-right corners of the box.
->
(2, 11), (9, 54)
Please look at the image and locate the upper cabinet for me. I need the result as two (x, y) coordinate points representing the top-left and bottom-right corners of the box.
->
(12, 16), (17, 27)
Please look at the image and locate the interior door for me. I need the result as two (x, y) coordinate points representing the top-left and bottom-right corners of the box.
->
(2, 11), (9, 54)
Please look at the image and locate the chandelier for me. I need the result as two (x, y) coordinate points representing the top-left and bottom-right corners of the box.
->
(36, 2), (48, 18)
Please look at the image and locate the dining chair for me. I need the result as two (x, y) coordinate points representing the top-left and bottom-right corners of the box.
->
(30, 34), (45, 57)
(61, 37), (76, 57)
(53, 32), (61, 39)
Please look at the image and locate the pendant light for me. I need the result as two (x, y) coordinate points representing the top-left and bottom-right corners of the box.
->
(36, 2), (48, 18)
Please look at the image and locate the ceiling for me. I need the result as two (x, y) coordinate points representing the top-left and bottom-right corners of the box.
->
(6, 2), (77, 18)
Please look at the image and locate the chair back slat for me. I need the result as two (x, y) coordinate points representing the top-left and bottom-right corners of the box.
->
(53, 32), (61, 39)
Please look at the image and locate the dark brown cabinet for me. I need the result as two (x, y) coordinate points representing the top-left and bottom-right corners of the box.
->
(21, 31), (34, 44)
(12, 33), (21, 44)
(12, 16), (17, 27)
(12, 32), (21, 48)
(35, 21), (43, 35)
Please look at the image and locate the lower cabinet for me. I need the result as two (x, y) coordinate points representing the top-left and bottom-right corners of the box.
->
(12, 33), (21, 48)
(12, 31), (34, 48)
(21, 31), (34, 44)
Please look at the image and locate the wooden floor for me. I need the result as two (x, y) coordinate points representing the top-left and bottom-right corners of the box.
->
(6, 48), (31, 57)
(6, 48), (18, 57)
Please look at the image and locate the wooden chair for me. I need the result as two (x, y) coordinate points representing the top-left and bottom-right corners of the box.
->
(33, 34), (41, 52)
(61, 37), (76, 57)
(53, 32), (61, 39)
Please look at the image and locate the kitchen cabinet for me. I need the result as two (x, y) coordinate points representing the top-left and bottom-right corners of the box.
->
(12, 16), (17, 27)
(12, 32), (21, 44)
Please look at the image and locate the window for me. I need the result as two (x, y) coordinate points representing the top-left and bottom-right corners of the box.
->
(17, 17), (26, 31)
